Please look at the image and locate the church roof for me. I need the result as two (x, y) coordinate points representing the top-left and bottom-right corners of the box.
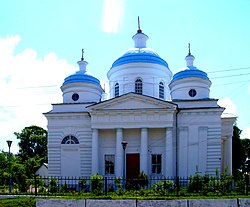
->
(63, 70), (100, 86)
(172, 66), (209, 81)
(171, 51), (209, 82)
(111, 47), (169, 68)
(111, 23), (169, 69)
(62, 56), (101, 87)
(88, 92), (178, 109)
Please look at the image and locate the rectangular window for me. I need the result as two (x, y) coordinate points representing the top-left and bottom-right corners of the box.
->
(159, 83), (164, 99)
(105, 155), (115, 175)
(114, 83), (119, 97)
(135, 79), (143, 95)
(152, 154), (162, 174)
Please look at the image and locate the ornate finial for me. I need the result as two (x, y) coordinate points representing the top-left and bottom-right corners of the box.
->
(81, 48), (84, 61)
(188, 43), (191, 55)
(137, 16), (142, 33)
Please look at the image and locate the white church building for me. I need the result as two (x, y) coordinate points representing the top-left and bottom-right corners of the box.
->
(44, 26), (236, 179)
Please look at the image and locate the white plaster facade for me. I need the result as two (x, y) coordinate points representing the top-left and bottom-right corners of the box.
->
(44, 27), (236, 178)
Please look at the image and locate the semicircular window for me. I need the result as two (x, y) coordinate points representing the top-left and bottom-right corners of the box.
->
(61, 135), (79, 144)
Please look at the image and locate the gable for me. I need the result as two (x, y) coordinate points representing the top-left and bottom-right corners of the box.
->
(88, 93), (177, 111)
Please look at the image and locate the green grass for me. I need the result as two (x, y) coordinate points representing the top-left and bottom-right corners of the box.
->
(0, 197), (36, 207)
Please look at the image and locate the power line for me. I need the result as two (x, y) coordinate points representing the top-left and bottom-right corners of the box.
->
(207, 66), (250, 74)
(213, 79), (250, 86)
(210, 72), (250, 79)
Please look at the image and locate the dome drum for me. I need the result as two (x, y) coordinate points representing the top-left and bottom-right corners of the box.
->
(108, 63), (172, 100)
(169, 77), (211, 100)
(62, 83), (103, 103)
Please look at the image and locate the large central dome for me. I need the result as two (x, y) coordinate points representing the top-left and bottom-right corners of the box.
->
(107, 28), (172, 100)
(111, 47), (169, 68)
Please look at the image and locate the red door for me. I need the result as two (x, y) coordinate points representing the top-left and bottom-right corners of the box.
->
(126, 153), (140, 179)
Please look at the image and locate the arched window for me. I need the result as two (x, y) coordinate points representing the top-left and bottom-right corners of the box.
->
(135, 78), (143, 95)
(159, 82), (164, 99)
(61, 135), (79, 144)
(114, 83), (119, 97)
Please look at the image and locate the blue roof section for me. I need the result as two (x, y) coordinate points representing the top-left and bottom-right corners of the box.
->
(63, 70), (101, 86)
(172, 66), (209, 81)
(111, 48), (169, 68)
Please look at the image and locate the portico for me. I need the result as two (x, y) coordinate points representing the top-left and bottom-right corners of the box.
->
(88, 93), (177, 178)
(90, 126), (175, 178)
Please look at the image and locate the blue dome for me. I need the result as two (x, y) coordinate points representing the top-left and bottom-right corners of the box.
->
(172, 66), (209, 81)
(63, 70), (101, 86)
(111, 48), (169, 68)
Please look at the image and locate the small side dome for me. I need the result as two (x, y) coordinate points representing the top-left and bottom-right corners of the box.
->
(63, 70), (101, 86)
(61, 51), (103, 103)
(172, 53), (209, 81)
(169, 46), (211, 100)
(63, 58), (101, 86)
(172, 67), (209, 81)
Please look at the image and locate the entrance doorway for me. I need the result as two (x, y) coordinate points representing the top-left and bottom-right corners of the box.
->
(126, 153), (140, 179)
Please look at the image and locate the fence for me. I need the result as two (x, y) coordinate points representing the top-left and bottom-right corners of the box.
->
(0, 174), (249, 197)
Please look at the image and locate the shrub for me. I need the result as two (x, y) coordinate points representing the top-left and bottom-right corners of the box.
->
(138, 171), (148, 189)
(90, 173), (103, 195)
(151, 180), (174, 195)
(188, 173), (204, 193)
(114, 177), (124, 195)
(79, 178), (87, 192)
(61, 182), (69, 193)
(49, 178), (59, 193)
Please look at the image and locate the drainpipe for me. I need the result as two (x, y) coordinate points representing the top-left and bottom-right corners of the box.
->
(175, 107), (180, 178)
(175, 107), (180, 196)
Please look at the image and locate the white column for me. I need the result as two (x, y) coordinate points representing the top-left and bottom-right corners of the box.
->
(165, 127), (173, 177)
(140, 128), (148, 174)
(227, 136), (232, 174)
(91, 129), (99, 174)
(115, 128), (123, 177)
(179, 127), (188, 177)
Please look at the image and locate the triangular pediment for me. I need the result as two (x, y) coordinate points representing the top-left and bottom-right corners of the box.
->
(88, 93), (177, 111)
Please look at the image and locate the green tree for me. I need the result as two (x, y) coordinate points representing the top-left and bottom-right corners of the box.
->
(14, 125), (47, 176)
(0, 151), (9, 185)
(232, 125), (244, 176)
(241, 138), (250, 159)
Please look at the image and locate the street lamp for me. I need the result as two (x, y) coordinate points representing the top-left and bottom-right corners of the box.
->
(6, 140), (12, 193)
(121, 140), (128, 189)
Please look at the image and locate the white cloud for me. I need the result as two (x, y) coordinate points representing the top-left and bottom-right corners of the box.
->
(217, 97), (237, 115)
(101, 0), (125, 33)
(0, 35), (77, 153)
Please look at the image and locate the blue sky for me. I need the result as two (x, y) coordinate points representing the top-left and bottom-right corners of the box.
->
(0, 0), (250, 153)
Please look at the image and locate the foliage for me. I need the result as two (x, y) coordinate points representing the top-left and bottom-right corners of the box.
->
(49, 178), (59, 193)
(187, 167), (234, 195)
(15, 125), (47, 176)
(12, 161), (29, 192)
(0, 197), (36, 207)
(138, 171), (148, 189)
(232, 125), (245, 176)
(241, 138), (250, 158)
(79, 178), (87, 192)
(114, 177), (124, 195)
(90, 173), (103, 195)
(61, 182), (69, 193)
(0, 151), (10, 186)
(151, 179), (174, 195)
